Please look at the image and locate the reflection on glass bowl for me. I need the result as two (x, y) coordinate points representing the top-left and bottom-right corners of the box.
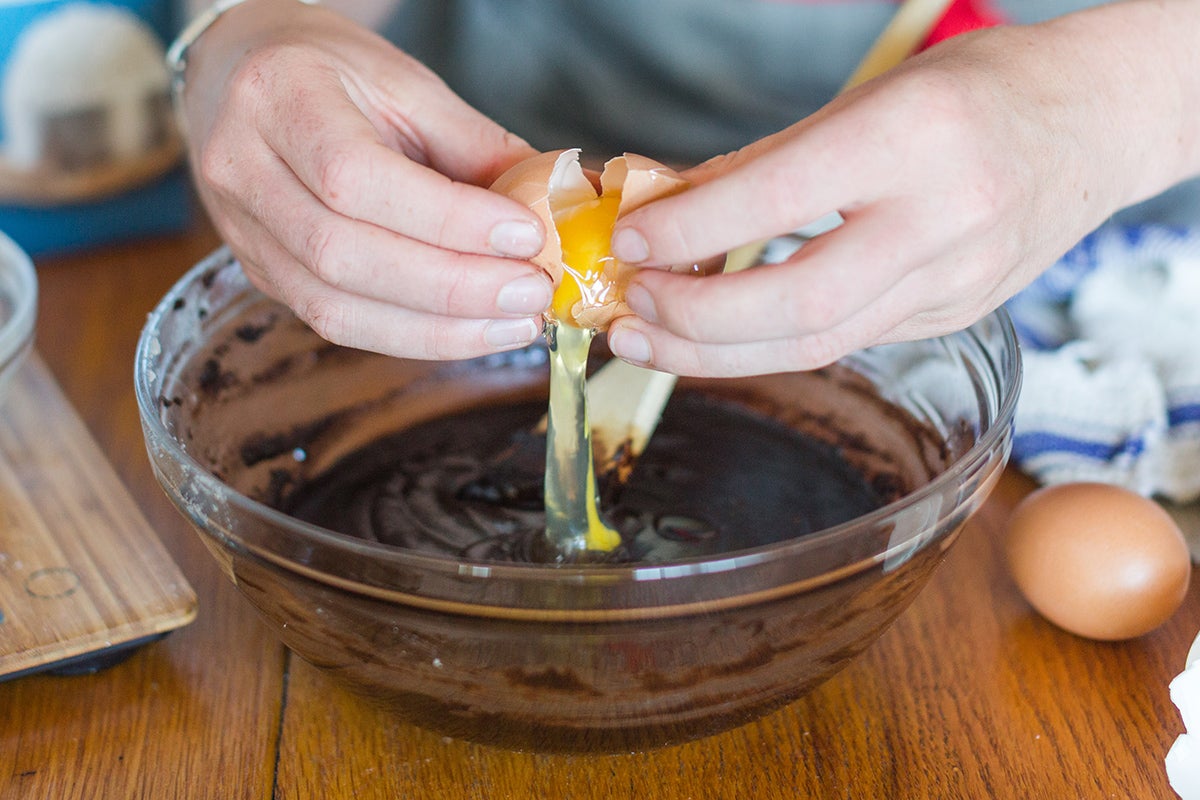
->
(135, 246), (1020, 753)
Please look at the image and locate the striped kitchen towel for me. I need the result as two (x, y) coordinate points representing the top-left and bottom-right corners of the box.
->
(1005, 224), (1200, 503)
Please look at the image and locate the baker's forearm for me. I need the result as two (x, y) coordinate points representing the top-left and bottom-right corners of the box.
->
(1040, 0), (1200, 208)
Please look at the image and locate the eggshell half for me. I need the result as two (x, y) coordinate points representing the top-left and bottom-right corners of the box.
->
(489, 149), (593, 286)
(1005, 482), (1192, 641)
(490, 149), (688, 330)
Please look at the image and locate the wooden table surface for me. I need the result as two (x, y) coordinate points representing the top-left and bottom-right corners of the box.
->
(1, 219), (1195, 800)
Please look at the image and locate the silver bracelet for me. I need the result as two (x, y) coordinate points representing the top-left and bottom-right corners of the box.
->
(165, 0), (319, 99)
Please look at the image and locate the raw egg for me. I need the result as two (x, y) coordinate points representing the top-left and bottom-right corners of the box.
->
(490, 148), (689, 330)
(487, 149), (690, 557)
(1005, 481), (1192, 640)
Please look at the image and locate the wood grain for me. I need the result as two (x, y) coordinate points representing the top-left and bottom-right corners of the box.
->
(270, 472), (1194, 799)
(0, 224), (284, 800)
(0, 354), (197, 678)
(0, 222), (1194, 799)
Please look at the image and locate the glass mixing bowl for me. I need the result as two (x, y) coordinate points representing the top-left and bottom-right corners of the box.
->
(0, 231), (37, 403)
(135, 246), (1021, 752)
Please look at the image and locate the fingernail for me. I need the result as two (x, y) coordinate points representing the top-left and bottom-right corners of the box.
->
(609, 327), (652, 365)
(624, 284), (659, 323)
(485, 318), (540, 348)
(496, 274), (552, 314)
(612, 227), (649, 263)
(489, 220), (544, 258)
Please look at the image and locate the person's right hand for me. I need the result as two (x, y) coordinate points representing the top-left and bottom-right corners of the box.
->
(605, 2), (1200, 378)
(177, 0), (553, 359)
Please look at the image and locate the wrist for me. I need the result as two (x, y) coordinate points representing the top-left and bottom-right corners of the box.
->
(1047, 1), (1200, 206)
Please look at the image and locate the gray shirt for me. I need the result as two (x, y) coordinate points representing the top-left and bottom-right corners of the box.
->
(383, 0), (1199, 225)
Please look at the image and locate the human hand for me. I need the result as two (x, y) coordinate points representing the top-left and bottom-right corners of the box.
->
(177, 0), (552, 359)
(605, 13), (1188, 377)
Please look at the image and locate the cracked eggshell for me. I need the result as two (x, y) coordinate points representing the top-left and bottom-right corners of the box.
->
(602, 152), (690, 217)
(489, 149), (594, 285)
(489, 149), (688, 330)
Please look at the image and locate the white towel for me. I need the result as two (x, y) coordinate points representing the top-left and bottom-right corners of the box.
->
(1005, 224), (1200, 504)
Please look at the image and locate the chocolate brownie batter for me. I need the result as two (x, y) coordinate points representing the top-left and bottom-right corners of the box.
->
(283, 390), (889, 565)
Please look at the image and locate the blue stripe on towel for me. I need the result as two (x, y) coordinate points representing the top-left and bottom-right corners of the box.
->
(1168, 404), (1200, 427)
(1013, 431), (1147, 462)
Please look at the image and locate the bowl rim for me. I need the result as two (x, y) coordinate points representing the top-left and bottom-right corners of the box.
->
(135, 248), (1022, 588)
(0, 231), (38, 371)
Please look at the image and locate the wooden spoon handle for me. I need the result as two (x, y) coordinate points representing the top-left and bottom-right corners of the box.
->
(589, 242), (762, 472)
(842, 0), (956, 92)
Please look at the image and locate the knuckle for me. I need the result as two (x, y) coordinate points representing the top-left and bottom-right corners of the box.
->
(787, 333), (849, 371)
(655, 284), (707, 341)
(662, 219), (697, 264)
(410, 251), (484, 316)
(312, 145), (366, 208)
(238, 262), (276, 298)
(429, 333), (459, 361)
(758, 174), (808, 228)
(676, 349), (716, 377)
(890, 80), (1014, 228)
(634, 337), (692, 376)
(938, 259), (986, 301)
(438, 262), (478, 315)
(780, 285), (842, 335)
(888, 75), (975, 158)
(499, 130), (529, 153)
(890, 68), (969, 130)
(196, 48), (294, 193)
(688, 151), (737, 184)
(302, 224), (350, 289)
(701, 150), (738, 173)
(196, 139), (234, 193)
(432, 182), (472, 248)
(942, 294), (995, 333)
(421, 323), (464, 361)
(483, 131), (537, 175)
(229, 43), (292, 108)
(700, 347), (754, 378)
(296, 292), (353, 347)
(954, 170), (1008, 233)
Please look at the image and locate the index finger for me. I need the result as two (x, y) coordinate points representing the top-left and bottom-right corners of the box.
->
(611, 115), (872, 268)
(261, 64), (546, 259)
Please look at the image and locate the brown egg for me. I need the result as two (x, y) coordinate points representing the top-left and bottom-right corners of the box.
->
(490, 149), (689, 330)
(1005, 481), (1192, 640)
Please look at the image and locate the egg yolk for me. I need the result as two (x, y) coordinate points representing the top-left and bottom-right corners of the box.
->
(552, 192), (622, 326)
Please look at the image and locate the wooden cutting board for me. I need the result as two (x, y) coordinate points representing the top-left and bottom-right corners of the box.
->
(0, 352), (196, 679)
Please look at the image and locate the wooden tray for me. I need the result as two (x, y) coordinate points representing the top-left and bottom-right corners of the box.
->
(0, 353), (196, 679)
